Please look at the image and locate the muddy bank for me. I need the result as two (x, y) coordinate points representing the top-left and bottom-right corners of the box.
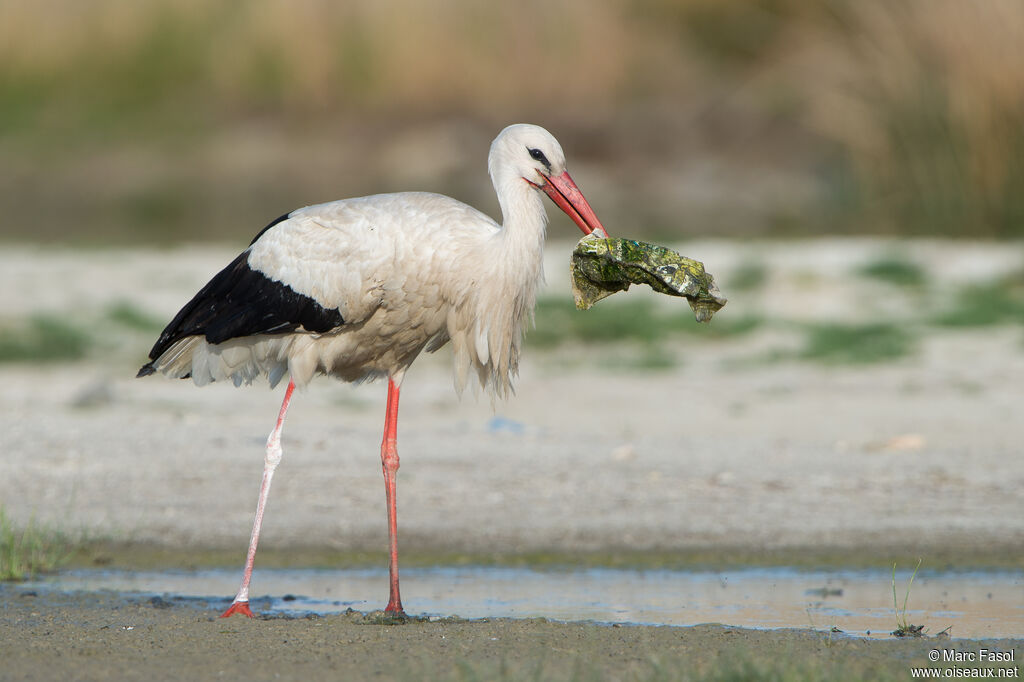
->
(61, 540), (1024, 574)
(3, 587), (1018, 681)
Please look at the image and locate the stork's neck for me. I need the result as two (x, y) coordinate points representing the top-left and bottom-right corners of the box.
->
(445, 171), (546, 399)
(493, 173), (548, 256)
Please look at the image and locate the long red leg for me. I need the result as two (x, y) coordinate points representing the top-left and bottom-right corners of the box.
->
(381, 377), (404, 614)
(221, 379), (296, 618)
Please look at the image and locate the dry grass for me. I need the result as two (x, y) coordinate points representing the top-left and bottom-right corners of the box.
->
(0, 0), (660, 121)
(2, 0), (1023, 240)
(794, 0), (1024, 236)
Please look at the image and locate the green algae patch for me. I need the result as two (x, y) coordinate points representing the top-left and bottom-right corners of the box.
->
(571, 235), (726, 321)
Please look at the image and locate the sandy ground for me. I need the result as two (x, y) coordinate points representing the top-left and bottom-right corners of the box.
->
(3, 330), (1024, 559)
(2, 240), (1022, 558)
(1, 240), (1022, 679)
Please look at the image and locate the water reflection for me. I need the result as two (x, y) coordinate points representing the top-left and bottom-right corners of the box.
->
(28, 567), (1023, 639)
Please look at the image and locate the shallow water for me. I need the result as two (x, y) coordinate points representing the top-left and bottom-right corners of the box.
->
(26, 567), (1022, 639)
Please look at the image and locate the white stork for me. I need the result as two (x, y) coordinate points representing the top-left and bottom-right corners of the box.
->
(138, 124), (608, 618)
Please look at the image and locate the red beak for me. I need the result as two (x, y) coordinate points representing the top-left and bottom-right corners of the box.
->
(540, 170), (609, 237)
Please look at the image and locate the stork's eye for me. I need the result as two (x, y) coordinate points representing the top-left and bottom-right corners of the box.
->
(527, 147), (551, 169)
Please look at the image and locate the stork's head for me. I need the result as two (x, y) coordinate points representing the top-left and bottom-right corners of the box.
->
(489, 124), (608, 237)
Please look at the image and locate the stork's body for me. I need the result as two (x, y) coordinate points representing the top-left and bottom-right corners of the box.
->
(139, 124), (607, 617)
(146, 192), (542, 395)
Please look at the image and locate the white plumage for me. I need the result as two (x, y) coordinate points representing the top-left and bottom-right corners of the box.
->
(140, 123), (608, 618)
(157, 192), (532, 396)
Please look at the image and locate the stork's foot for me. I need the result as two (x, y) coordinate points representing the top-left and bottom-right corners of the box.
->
(370, 607), (409, 625)
(385, 597), (405, 616)
(220, 601), (256, 618)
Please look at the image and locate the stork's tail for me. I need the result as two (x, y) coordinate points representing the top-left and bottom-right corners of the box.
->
(137, 335), (292, 388)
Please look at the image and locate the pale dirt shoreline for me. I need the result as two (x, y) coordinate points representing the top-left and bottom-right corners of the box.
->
(3, 329), (1022, 561)
(2, 239), (1022, 558)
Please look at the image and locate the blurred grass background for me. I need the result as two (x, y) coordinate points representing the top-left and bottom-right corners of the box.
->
(3, 0), (1023, 245)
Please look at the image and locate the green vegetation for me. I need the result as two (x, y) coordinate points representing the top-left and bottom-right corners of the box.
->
(529, 297), (760, 349)
(0, 260), (1018, 371)
(105, 301), (166, 332)
(0, 303), (161, 367)
(531, 298), (669, 347)
(857, 256), (927, 287)
(892, 558), (925, 637)
(0, 314), (92, 363)
(931, 272), (1024, 327)
(6, 273), (1020, 370)
(0, 506), (72, 581)
(799, 323), (914, 365)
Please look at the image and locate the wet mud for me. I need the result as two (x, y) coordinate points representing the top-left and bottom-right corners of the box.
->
(4, 587), (1019, 681)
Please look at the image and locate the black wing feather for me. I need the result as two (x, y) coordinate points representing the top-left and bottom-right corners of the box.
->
(138, 241), (345, 377)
